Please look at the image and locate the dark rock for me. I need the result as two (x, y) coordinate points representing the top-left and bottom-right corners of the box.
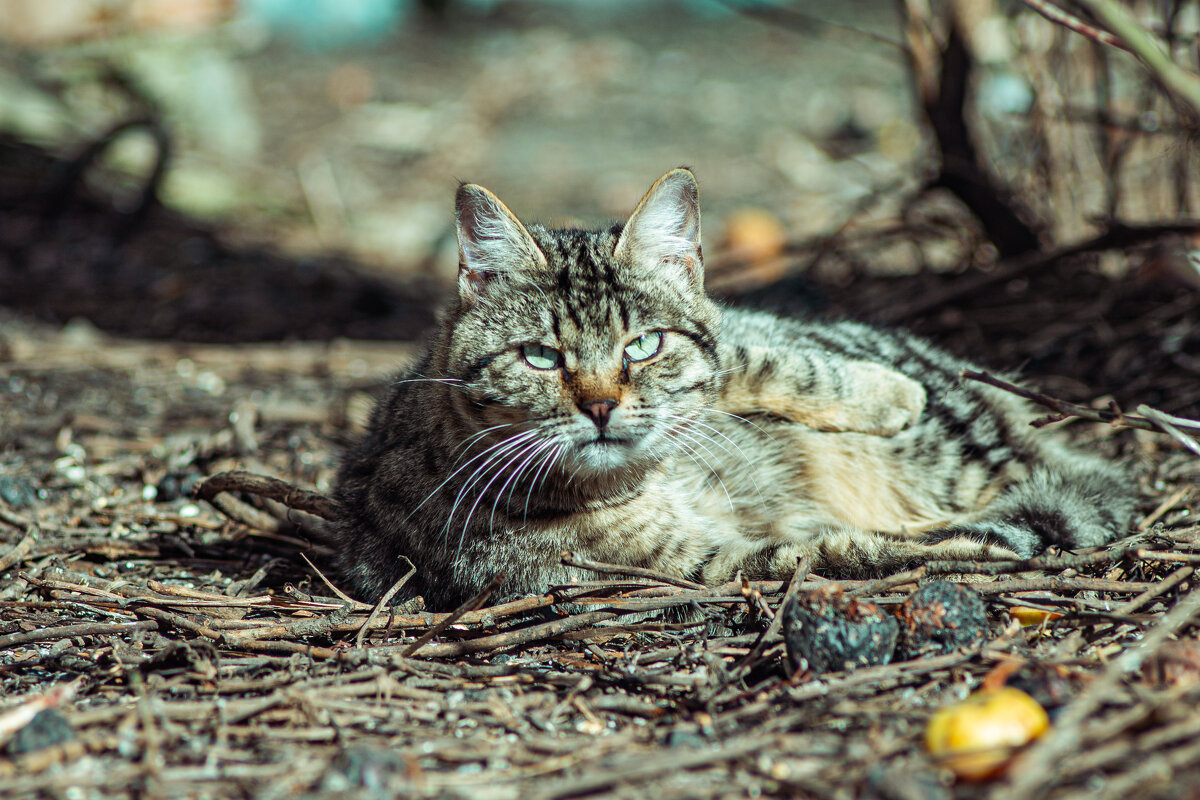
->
(155, 473), (182, 502)
(324, 744), (405, 792)
(7, 709), (75, 755)
(782, 586), (899, 674)
(157, 471), (203, 502)
(894, 581), (988, 660)
(0, 475), (38, 509)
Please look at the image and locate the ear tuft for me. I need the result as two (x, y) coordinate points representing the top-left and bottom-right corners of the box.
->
(614, 168), (702, 282)
(455, 183), (547, 304)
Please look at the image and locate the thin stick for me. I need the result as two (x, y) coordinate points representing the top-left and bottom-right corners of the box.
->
(875, 220), (1200, 323)
(0, 528), (38, 573)
(928, 544), (1146, 576)
(1139, 488), (1191, 530)
(1002, 585), (1200, 799)
(1021, 0), (1129, 51)
(1138, 404), (1200, 456)
(402, 572), (505, 657)
(1116, 566), (1193, 615)
(732, 558), (810, 675)
(401, 609), (621, 659)
(195, 471), (338, 521)
(0, 507), (34, 531)
(971, 576), (1156, 595)
(847, 566), (926, 597)
(561, 552), (705, 590)
(298, 553), (371, 611)
(961, 370), (1200, 436)
(1073, 0), (1200, 117)
(355, 557), (415, 647)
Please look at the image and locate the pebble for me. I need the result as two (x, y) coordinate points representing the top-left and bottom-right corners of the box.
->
(0, 475), (38, 509)
(7, 709), (75, 755)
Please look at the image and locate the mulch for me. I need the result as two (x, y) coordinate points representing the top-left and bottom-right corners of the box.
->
(3, 138), (1200, 799)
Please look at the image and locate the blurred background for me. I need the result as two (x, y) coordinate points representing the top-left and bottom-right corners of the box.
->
(0, 0), (1198, 407)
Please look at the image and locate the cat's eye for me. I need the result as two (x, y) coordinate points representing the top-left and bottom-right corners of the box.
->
(521, 344), (562, 370)
(624, 331), (663, 362)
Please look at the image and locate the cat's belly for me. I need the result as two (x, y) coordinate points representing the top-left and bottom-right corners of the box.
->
(682, 416), (1001, 536)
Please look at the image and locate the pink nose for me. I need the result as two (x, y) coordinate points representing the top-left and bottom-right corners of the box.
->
(580, 398), (618, 428)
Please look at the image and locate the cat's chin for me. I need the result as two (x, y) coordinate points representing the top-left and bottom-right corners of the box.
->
(566, 437), (652, 479)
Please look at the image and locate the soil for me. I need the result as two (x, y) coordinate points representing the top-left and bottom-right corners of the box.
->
(3, 4), (1200, 798)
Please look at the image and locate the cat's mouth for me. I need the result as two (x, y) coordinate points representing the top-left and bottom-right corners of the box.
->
(586, 434), (631, 447)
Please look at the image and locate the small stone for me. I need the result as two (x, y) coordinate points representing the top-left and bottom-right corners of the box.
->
(156, 474), (182, 502)
(782, 586), (899, 674)
(325, 744), (404, 791)
(7, 709), (75, 755)
(156, 471), (203, 502)
(0, 476), (38, 509)
(895, 581), (988, 660)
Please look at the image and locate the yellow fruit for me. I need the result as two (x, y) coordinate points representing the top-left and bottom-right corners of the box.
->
(925, 687), (1050, 781)
(1008, 606), (1063, 627)
(720, 208), (787, 264)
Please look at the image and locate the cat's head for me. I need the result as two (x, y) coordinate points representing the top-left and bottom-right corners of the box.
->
(440, 168), (723, 484)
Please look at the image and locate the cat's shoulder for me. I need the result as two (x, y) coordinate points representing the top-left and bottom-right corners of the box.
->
(719, 305), (892, 348)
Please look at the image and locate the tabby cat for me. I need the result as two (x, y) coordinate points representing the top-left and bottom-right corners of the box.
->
(331, 168), (1134, 607)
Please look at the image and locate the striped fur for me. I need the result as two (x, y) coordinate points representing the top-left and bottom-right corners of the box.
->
(330, 169), (1135, 607)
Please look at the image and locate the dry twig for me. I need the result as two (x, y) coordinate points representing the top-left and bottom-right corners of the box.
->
(962, 369), (1200, 437)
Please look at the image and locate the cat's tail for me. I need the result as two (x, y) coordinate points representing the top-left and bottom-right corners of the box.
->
(928, 456), (1136, 558)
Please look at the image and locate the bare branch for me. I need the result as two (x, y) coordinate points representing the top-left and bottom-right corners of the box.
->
(1021, 0), (1130, 51)
(961, 370), (1200, 439)
(1072, 0), (1200, 117)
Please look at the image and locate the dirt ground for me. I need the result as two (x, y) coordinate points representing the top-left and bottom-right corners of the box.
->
(3, 2), (1200, 798)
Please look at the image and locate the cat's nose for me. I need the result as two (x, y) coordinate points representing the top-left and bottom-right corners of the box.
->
(580, 398), (618, 428)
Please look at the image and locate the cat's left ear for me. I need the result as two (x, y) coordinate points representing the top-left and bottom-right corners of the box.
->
(456, 182), (548, 305)
(614, 167), (702, 285)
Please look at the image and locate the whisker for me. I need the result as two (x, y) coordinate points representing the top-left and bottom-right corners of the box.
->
(667, 414), (766, 503)
(706, 408), (780, 441)
(408, 428), (535, 523)
(454, 436), (546, 561)
(447, 423), (517, 467)
(393, 376), (465, 388)
(440, 431), (540, 537)
(665, 425), (736, 514)
(525, 441), (567, 522)
(490, 434), (559, 531)
(664, 414), (753, 468)
(711, 363), (748, 378)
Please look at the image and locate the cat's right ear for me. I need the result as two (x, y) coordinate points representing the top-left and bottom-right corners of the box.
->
(455, 183), (548, 305)
(614, 167), (702, 286)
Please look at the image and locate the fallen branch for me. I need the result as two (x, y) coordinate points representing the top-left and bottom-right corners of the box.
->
(961, 369), (1200, 437)
(194, 471), (338, 521)
(562, 552), (705, 590)
(1021, 0), (1129, 51)
(1002, 584), (1200, 799)
(1072, 0), (1200, 118)
(875, 220), (1200, 322)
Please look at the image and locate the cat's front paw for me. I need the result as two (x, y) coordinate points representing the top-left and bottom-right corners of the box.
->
(849, 363), (927, 436)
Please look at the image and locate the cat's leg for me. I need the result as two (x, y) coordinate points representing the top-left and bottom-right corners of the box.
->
(700, 526), (1021, 584)
(719, 346), (927, 437)
(923, 457), (1135, 558)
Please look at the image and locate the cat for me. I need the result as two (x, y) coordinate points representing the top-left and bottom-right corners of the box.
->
(330, 168), (1136, 608)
